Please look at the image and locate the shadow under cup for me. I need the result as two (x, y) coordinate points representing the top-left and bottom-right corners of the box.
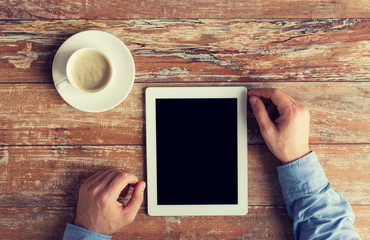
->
(67, 48), (113, 93)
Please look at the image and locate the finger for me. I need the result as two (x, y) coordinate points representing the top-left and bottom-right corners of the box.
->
(249, 96), (277, 135)
(86, 169), (117, 194)
(89, 169), (115, 185)
(121, 181), (146, 218)
(83, 170), (109, 188)
(108, 171), (139, 199)
(100, 170), (122, 187)
(249, 88), (294, 109)
(85, 171), (103, 183)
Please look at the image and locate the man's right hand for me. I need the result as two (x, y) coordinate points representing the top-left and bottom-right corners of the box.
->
(248, 88), (311, 164)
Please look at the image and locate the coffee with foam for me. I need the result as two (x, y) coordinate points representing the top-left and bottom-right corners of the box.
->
(68, 49), (112, 92)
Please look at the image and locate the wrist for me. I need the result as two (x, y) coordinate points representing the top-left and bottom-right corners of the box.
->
(65, 223), (112, 239)
(281, 149), (311, 164)
(73, 218), (88, 231)
(74, 219), (110, 236)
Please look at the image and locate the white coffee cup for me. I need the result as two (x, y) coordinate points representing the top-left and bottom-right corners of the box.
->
(56, 48), (113, 93)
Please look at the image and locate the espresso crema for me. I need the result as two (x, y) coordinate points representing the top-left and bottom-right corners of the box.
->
(70, 49), (112, 92)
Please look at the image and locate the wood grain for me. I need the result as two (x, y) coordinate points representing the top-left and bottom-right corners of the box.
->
(0, 82), (369, 146)
(0, 0), (369, 238)
(0, 5), (369, 239)
(0, 206), (368, 240)
(0, 145), (368, 208)
(0, 19), (369, 83)
(0, 0), (369, 19)
(0, 207), (293, 240)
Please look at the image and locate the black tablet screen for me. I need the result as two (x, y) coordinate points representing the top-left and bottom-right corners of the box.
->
(156, 99), (238, 205)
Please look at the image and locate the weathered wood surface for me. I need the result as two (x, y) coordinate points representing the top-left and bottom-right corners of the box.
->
(0, 207), (293, 240)
(1, 2), (369, 238)
(0, 0), (369, 19)
(0, 206), (368, 240)
(0, 145), (369, 209)
(0, 82), (369, 145)
(0, 19), (369, 83)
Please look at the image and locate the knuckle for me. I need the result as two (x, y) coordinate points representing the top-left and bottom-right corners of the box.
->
(271, 88), (282, 96)
(252, 104), (265, 120)
(301, 105), (310, 115)
(255, 108), (265, 119)
(97, 191), (109, 205)
(296, 104), (310, 118)
(79, 181), (88, 190)
(86, 184), (100, 197)
(117, 171), (130, 180)
(289, 104), (299, 113)
(79, 182), (90, 194)
(81, 177), (91, 186)
(118, 171), (128, 178)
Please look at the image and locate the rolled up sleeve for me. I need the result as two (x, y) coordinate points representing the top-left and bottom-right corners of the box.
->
(277, 151), (361, 239)
(62, 223), (112, 240)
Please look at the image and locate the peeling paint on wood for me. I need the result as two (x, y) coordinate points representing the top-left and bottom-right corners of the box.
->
(0, 4), (369, 238)
(0, 0), (369, 19)
(0, 145), (368, 208)
(0, 147), (8, 190)
(6, 42), (39, 69)
(0, 19), (369, 83)
(0, 148), (9, 165)
(0, 82), (368, 145)
(0, 206), (368, 239)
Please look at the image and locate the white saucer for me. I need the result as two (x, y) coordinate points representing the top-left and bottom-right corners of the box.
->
(52, 30), (135, 112)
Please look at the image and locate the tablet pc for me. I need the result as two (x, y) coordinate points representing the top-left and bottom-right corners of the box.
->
(145, 87), (248, 216)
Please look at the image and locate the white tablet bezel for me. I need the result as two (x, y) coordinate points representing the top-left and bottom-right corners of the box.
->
(145, 87), (248, 216)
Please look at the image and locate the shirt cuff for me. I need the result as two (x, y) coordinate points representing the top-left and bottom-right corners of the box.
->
(277, 151), (329, 204)
(63, 223), (112, 240)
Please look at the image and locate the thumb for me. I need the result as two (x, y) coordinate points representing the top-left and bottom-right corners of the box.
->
(121, 181), (145, 220)
(249, 96), (276, 135)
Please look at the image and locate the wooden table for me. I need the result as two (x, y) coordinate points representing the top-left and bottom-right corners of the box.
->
(0, 1), (369, 239)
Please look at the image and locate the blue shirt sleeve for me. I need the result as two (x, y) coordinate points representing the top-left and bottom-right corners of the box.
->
(277, 151), (361, 239)
(62, 223), (112, 240)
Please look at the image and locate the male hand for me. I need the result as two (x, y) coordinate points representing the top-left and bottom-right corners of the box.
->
(249, 88), (310, 164)
(74, 169), (146, 235)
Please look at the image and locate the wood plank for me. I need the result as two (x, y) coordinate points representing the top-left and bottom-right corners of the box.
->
(0, 0), (369, 19)
(0, 207), (293, 240)
(0, 145), (368, 207)
(117, 206), (369, 240)
(0, 19), (369, 83)
(0, 82), (369, 145)
(0, 206), (368, 239)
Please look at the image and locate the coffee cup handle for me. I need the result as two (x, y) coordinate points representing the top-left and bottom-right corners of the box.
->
(56, 79), (70, 90)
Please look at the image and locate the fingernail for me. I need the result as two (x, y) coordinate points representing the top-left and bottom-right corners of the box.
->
(249, 97), (257, 106)
(141, 182), (146, 191)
